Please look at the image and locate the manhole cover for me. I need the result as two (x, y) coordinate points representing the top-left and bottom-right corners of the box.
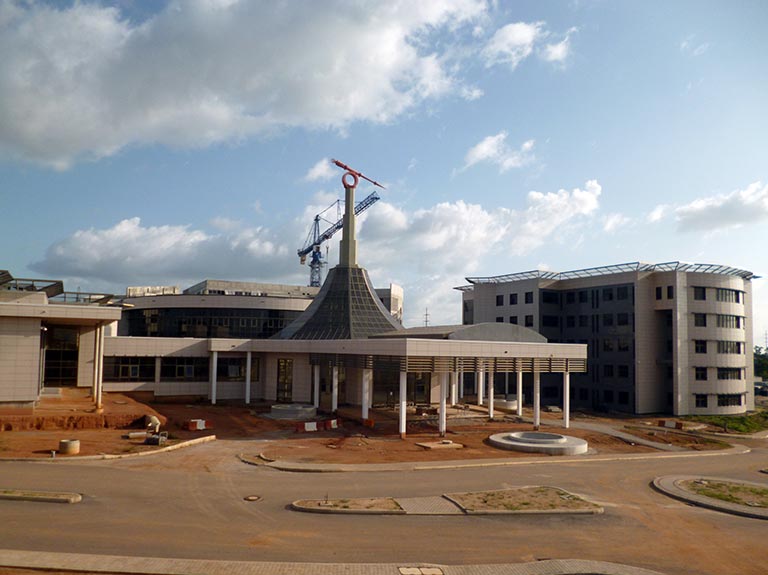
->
(244, 495), (261, 502)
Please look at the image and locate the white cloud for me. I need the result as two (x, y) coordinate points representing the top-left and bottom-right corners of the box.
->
(0, 0), (486, 168)
(672, 181), (768, 232)
(304, 158), (336, 182)
(647, 204), (669, 223)
(461, 132), (535, 173)
(32, 179), (603, 326)
(602, 213), (631, 233)
(540, 27), (577, 63)
(680, 35), (710, 57)
(482, 21), (543, 70)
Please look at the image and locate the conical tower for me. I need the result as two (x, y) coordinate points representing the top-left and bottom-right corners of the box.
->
(277, 166), (403, 340)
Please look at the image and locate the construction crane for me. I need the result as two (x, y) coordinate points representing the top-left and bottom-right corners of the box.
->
(297, 191), (380, 287)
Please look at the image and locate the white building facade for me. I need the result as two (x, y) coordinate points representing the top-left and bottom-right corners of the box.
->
(458, 262), (755, 416)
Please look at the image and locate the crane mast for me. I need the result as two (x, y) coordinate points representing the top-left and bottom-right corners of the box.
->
(297, 191), (380, 287)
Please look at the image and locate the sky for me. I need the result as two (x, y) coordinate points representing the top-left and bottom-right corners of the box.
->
(0, 0), (766, 337)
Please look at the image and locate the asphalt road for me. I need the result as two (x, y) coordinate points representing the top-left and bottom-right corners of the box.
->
(1, 438), (766, 575)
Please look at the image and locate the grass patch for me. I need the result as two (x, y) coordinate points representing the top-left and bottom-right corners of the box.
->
(450, 486), (601, 512)
(681, 480), (768, 508)
(683, 410), (768, 434)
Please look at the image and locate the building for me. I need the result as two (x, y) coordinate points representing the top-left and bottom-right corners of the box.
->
(458, 262), (755, 416)
(1, 170), (588, 435)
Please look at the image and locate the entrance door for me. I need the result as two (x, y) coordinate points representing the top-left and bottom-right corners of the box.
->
(276, 358), (293, 403)
(43, 325), (79, 386)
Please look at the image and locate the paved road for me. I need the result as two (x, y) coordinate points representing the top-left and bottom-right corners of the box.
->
(1, 437), (766, 575)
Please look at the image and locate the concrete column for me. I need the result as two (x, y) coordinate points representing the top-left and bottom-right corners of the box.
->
(488, 370), (495, 420)
(362, 368), (372, 420)
(533, 371), (541, 430)
(563, 372), (570, 429)
(516, 371), (523, 417)
(210, 351), (218, 405)
(331, 366), (339, 413)
(399, 371), (407, 438)
(504, 372), (509, 397)
(439, 373), (448, 436)
(91, 325), (99, 403)
(449, 371), (458, 406)
(154, 357), (161, 388)
(477, 370), (484, 406)
(96, 325), (104, 410)
(458, 370), (464, 399)
(245, 352), (252, 405)
(312, 364), (320, 408)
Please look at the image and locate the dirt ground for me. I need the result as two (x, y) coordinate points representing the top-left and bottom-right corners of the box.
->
(0, 391), (726, 462)
(294, 497), (402, 511)
(448, 486), (600, 512)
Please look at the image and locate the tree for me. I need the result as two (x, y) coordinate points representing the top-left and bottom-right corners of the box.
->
(755, 346), (768, 380)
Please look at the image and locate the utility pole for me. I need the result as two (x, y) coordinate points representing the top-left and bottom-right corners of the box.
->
(424, 307), (430, 327)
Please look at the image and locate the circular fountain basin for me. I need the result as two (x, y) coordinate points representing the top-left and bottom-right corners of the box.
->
(489, 431), (588, 455)
(269, 404), (317, 420)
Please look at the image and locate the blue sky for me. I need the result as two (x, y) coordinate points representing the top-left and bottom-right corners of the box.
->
(1, 0), (766, 336)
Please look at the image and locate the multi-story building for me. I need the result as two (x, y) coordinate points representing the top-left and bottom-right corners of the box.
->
(458, 262), (755, 416)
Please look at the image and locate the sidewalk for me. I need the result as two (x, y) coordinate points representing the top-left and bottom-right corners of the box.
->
(0, 549), (667, 575)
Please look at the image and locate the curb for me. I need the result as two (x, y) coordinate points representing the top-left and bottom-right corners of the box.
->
(290, 500), (406, 515)
(0, 435), (216, 462)
(0, 490), (81, 504)
(651, 475), (768, 520)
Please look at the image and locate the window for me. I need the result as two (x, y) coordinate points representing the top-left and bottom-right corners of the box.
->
(496, 316), (504, 323)
(617, 313), (629, 326)
(603, 364), (614, 377)
(695, 367), (708, 381)
(717, 394), (743, 407)
(617, 338), (630, 352)
(617, 286), (629, 300)
(525, 315), (534, 327)
(509, 293), (518, 305)
(667, 285), (674, 299)
(525, 291), (534, 304)
(579, 315), (588, 327)
(655, 286), (662, 300)
(566, 315), (575, 328)
(717, 315), (743, 329)
(603, 390), (614, 403)
(693, 286), (706, 300)
(578, 290), (588, 303)
(717, 341), (743, 354)
(695, 340), (707, 354)
(542, 291), (559, 304)
(695, 394), (708, 408)
(104, 357), (156, 382)
(542, 315), (559, 327)
(694, 313), (707, 327)
(618, 391), (629, 405)
(603, 339), (614, 352)
(618, 365), (629, 378)
(603, 313), (613, 327)
(160, 357), (209, 381)
(509, 316), (518, 324)
(602, 288), (613, 301)
(716, 288), (741, 303)
(496, 294), (504, 306)
(717, 368), (742, 380)
(566, 292), (576, 304)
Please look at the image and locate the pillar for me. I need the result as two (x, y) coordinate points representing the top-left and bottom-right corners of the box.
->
(362, 368), (372, 420)
(488, 370), (495, 420)
(399, 371), (407, 438)
(504, 372), (509, 397)
(477, 370), (484, 406)
(449, 371), (458, 406)
(563, 372), (570, 429)
(516, 371), (523, 417)
(533, 371), (541, 430)
(458, 370), (464, 399)
(313, 364), (320, 408)
(245, 352), (252, 405)
(210, 350), (218, 405)
(439, 373), (448, 436)
(331, 366), (339, 413)
(96, 325), (104, 410)
(91, 325), (99, 404)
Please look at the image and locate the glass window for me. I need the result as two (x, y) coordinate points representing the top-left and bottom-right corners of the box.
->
(603, 364), (614, 377)
(617, 286), (629, 300)
(716, 315), (743, 329)
(509, 293), (518, 305)
(717, 341), (743, 354)
(579, 315), (588, 327)
(617, 313), (629, 326)
(160, 357), (209, 381)
(693, 286), (706, 300)
(695, 394), (708, 408)
(578, 290), (588, 303)
(694, 313), (707, 327)
(525, 315), (534, 327)
(717, 368), (742, 380)
(603, 313), (613, 327)
(509, 316), (518, 324)
(617, 338), (630, 352)
(525, 291), (534, 304)
(602, 288), (613, 301)
(542, 291), (559, 304)
(618, 365), (629, 378)
(603, 339), (614, 352)
(496, 294), (504, 306)
(104, 357), (156, 382)
(542, 315), (559, 327)
(716, 288), (741, 303)
(655, 286), (662, 300)
(496, 316), (504, 323)
(717, 394), (743, 407)
(566, 292), (576, 304)
(566, 315), (575, 328)
(695, 340), (707, 354)
(667, 285), (674, 299)
(695, 367), (708, 381)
